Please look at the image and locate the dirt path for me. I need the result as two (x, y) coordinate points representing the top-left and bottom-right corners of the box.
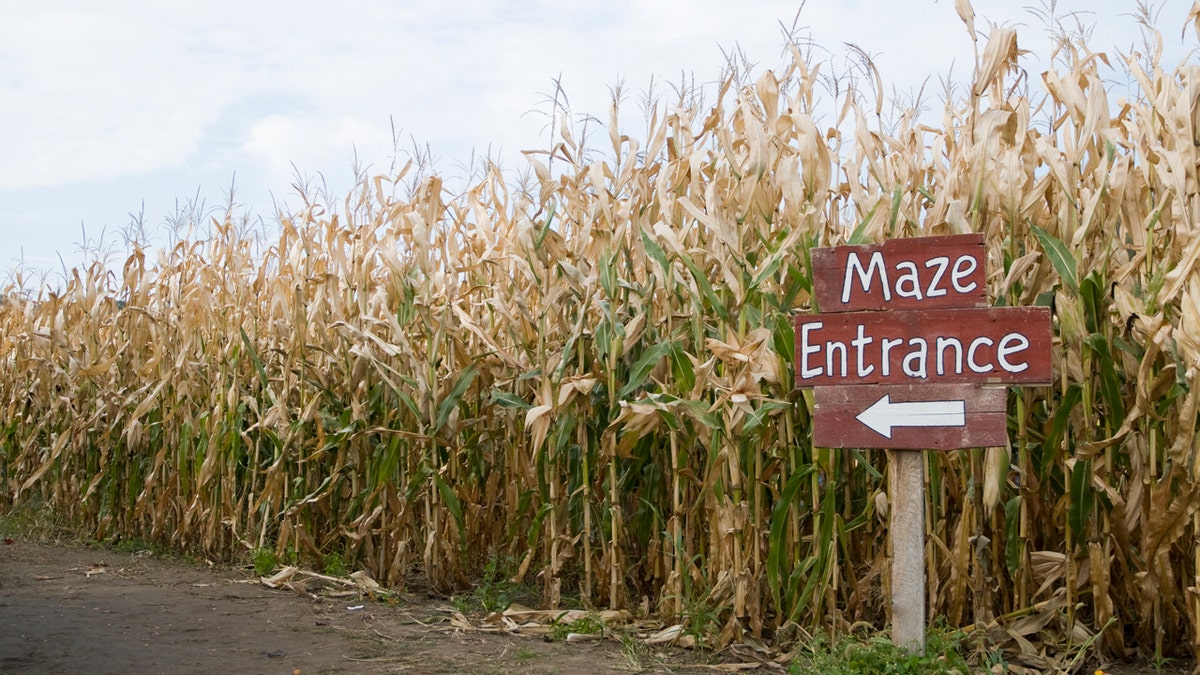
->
(0, 540), (719, 675)
(4, 537), (1191, 675)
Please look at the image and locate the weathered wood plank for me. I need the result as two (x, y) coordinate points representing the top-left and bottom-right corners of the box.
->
(794, 306), (1053, 387)
(813, 383), (1008, 449)
(811, 234), (987, 313)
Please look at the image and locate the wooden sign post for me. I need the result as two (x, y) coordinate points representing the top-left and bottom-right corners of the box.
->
(794, 233), (1052, 653)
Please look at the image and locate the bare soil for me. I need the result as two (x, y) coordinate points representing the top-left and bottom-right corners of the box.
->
(2, 536), (1193, 675)
(0, 538), (749, 675)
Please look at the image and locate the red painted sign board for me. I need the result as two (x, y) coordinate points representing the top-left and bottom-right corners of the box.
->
(801, 234), (1037, 650)
(811, 234), (987, 313)
(813, 384), (1008, 449)
(797, 233), (1051, 450)
(794, 306), (1052, 388)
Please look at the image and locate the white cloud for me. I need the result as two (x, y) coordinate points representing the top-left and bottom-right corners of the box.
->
(241, 113), (392, 185)
(0, 5), (258, 190)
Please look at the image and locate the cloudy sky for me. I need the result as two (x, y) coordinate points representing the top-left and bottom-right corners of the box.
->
(1, 1), (1195, 285)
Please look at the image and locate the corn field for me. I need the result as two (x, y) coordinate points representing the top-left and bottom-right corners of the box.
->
(3, 6), (1200, 664)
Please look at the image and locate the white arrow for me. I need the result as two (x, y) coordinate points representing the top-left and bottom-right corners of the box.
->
(855, 394), (966, 438)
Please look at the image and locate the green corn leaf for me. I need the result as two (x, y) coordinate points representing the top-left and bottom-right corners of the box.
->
(535, 201), (556, 248)
(1041, 384), (1081, 480)
(640, 227), (671, 277)
(1031, 224), (1078, 293)
(393, 387), (422, 419)
(238, 326), (274, 403)
(599, 250), (618, 297)
(617, 342), (673, 399)
(1079, 271), (1105, 334)
(528, 502), (553, 548)
(786, 556), (820, 622)
(435, 364), (479, 433)
(678, 399), (723, 430)
(434, 473), (466, 550)
(516, 369), (543, 382)
(773, 313), (795, 367)
(743, 400), (790, 433)
(1084, 333), (1126, 428)
(676, 249), (731, 323)
(404, 465), (431, 502)
(490, 389), (532, 410)
(788, 495), (839, 621)
(886, 185), (904, 235)
(1068, 459), (1094, 549)
(1005, 495), (1022, 575)
(847, 201), (881, 245)
(668, 341), (695, 392)
(849, 449), (882, 480)
(780, 261), (811, 312)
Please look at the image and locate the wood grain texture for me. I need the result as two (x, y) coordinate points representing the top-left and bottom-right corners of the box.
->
(888, 449), (926, 654)
(812, 383), (1008, 449)
(794, 306), (1053, 387)
(811, 234), (986, 313)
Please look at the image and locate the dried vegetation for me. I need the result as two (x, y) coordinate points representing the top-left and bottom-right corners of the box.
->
(3, 1), (1200, 666)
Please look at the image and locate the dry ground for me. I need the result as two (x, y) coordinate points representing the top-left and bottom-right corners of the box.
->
(1, 536), (1193, 675)
(0, 538), (763, 675)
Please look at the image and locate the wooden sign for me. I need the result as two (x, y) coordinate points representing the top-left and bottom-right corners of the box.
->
(812, 383), (1007, 449)
(794, 306), (1053, 388)
(794, 233), (1054, 655)
(811, 233), (987, 312)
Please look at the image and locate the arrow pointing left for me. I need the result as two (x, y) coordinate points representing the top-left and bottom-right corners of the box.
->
(855, 394), (966, 438)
